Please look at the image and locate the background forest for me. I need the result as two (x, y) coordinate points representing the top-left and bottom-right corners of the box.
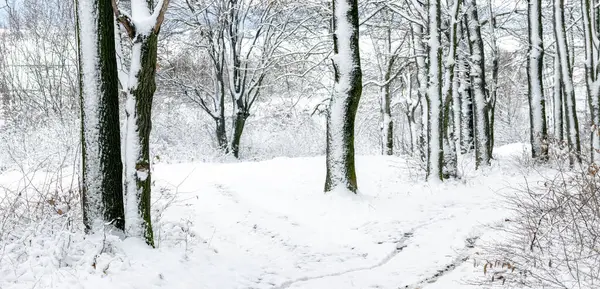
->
(1, 0), (600, 288)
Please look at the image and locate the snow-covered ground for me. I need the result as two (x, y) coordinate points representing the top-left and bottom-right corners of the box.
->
(0, 143), (542, 289)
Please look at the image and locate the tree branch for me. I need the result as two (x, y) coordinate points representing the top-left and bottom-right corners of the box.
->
(111, 0), (136, 38)
(154, 0), (171, 32)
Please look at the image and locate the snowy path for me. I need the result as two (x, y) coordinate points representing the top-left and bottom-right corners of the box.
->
(148, 148), (531, 289)
(0, 144), (540, 289)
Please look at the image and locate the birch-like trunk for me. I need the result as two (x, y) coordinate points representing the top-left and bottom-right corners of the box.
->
(441, 0), (461, 178)
(427, 0), (443, 181)
(527, 0), (549, 160)
(324, 0), (362, 193)
(412, 22), (428, 161)
(554, 0), (581, 162)
(582, 0), (600, 163)
(76, 0), (125, 232)
(466, 0), (491, 167)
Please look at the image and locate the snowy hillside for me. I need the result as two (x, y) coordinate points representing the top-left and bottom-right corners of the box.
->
(0, 144), (541, 289)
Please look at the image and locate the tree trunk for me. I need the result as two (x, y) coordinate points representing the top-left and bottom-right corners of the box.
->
(381, 85), (393, 155)
(124, 31), (158, 247)
(441, 0), (461, 178)
(427, 0), (443, 181)
(555, 0), (581, 163)
(231, 111), (248, 158)
(411, 22), (428, 161)
(324, 0), (362, 193)
(582, 0), (600, 163)
(527, 0), (549, 160)
(552, 50), (564, 142)
(459, 18), (474, 153)
(467, 0), (491, 167)
(76, 0), (125, 232)
(215, 115), (228, 153)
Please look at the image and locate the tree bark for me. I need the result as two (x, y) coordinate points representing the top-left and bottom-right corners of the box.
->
(466, 0), (491, 167)
(115, 0), (169, 247)
(324, 0), (362, 193)
(527, 0), (549, 160)
(554, 0), (581, 163)
(76, 0), (125, 232)
(427, 0), (444, 181)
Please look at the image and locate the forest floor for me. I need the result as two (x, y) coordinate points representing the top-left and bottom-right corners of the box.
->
(0, 143), (544, 289)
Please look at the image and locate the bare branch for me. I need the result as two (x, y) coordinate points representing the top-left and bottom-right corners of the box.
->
(111, 0), (136, 38)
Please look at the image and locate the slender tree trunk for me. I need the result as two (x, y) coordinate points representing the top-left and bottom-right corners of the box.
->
(554, 0), (581, 163)
(76, 0), (125, 232)
(527, 0), (549, 160)
(459, 17), (474, 153)
(412, 22), (428, 162)
(487, 0), (499, 152)
(427, 0), (443, 181)
(325, 0), (362, 193)
(441, 0), (461, 178)
(380, 84), (394, 155)
(552, 44), (564, 141)
(467, 0), (491, 167)
(582, 0), (600, 162)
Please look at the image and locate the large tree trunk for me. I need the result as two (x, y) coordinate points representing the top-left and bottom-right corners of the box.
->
(324, 0), (362, 193)
(527, 0), (549, 160)
(124, 31), (158, 247)
(116, 0), (169, 247)
(76, 0), (125, 232)
(427, 0), (443, 181)
(466, 0), (491, 167)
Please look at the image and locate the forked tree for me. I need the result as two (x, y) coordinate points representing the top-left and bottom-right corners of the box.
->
(112, 0), (169, 247)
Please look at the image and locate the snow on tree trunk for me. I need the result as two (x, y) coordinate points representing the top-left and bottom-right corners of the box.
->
(466, 0), (491, 168)
(527, 0), (549, 160)
(555, 0), (581, 163)
(324, 0), (362, 193)
(381, 85), (393, 155)
(412, 22), (428, 161)
(427, 0), (443, 181)
(487, 0), (499, 151)
(552, 48), (564, 142)
(582, 0), (600, 163)
(114, 0), (169, 247)
(76, 0), (125, 232)
(441, 0), (461, 178)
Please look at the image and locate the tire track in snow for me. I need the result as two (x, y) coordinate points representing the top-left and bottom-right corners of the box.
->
(400, 236), (480, 289)
(272, 230), (415, 289)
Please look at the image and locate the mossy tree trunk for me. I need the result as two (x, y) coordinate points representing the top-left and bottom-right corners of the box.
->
(76, 0), (125, 232)
(324, 0), (362, 193)
(113, 0), (169, 247)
